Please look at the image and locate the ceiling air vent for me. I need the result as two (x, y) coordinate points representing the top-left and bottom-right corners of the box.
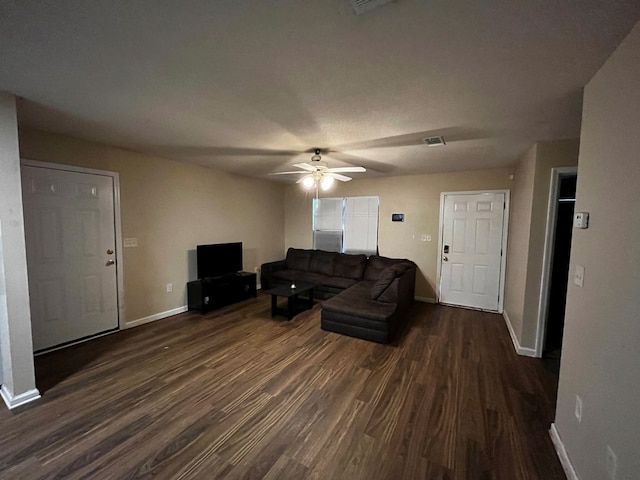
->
(349, 0), (394, 15)
(424, 136), (447, 147)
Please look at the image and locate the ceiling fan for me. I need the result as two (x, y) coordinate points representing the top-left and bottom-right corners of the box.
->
(269, 148), (366, 190)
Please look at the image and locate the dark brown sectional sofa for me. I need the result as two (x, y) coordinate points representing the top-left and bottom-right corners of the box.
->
(261, 248), (416, 343)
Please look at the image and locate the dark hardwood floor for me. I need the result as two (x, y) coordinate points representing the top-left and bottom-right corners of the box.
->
(0, 295), (565, 479)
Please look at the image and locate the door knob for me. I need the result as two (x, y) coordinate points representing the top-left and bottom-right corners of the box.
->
(106, 259), (115, 266)
(443, 256), (449, 262)
(107, 249), (114, 255)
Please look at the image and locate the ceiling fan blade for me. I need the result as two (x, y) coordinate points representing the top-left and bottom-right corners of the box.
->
(327, 173), (353, 182)
(268, 171), (305, 175)
(292, 163), (317, 171)
(326, 166), (366, 173)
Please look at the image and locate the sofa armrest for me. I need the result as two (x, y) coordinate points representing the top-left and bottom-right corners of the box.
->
(260, 259), (287, 289)
(378, 266), (416, 304)
(398, 266), (416, 306)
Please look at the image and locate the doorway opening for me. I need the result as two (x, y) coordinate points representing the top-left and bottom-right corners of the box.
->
(544, 175), (576, 357)
(536, 167), (578, 363)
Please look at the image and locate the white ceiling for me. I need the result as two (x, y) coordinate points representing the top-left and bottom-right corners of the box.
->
(2, 1), (639, 182)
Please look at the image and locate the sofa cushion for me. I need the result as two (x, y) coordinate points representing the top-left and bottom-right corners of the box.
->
(286, 248), (312, 271)
(364, 255), (411, 280)
(273, 270), (327, 285)
(333, 253), (367, 280)
(321, 276), (360, 290)
(322, 282), (397, 322)
(309, 250), (337, 276)
(370, 264), (408, 300)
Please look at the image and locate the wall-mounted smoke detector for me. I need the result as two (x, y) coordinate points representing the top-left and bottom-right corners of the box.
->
(349, 0), (394, 15)
(424, 136), (447, 147)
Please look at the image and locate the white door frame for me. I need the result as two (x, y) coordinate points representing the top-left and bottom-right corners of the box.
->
(534, 166), (578, 357)
(436, 189), (510, 313)
(20, 159), (126, 332)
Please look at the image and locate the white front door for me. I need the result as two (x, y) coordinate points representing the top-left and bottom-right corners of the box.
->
(439, 192), (506, 311)
(22, 165), (119, 351)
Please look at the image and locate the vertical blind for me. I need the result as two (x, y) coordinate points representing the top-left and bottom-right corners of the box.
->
(313, 197), (343, 252)
(344, 196), (379, 255)
(313, 196), (379, 255)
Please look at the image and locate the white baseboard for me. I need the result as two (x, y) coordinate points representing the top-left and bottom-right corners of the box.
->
(502, 310), (537, 357)
(1, 385), (41, 409)
(415, 296), (437, 303)
(550, 423), (579, 480)
(126, 305), (188, 329)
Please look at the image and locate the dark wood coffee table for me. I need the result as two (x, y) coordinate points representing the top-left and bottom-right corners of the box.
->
(263, 282), (316, 320)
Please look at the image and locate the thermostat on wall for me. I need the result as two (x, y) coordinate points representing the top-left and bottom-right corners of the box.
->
(391, 213), (404, 222)
(574, 212), (589, 229)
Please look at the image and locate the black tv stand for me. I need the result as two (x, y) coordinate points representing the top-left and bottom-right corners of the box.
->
(187, 272), (257, 314)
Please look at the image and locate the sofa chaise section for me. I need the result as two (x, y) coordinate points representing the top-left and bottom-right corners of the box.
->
(321, 261), (416, 343)
(261, 248), (416, 343)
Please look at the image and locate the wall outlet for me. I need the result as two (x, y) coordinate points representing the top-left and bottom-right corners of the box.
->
(123, 237), (138, 247)
(166, 283), (173, 293)
(575, 395), (583, 422)
(606, 446), (617, 479)
(574, 212), (589, 229)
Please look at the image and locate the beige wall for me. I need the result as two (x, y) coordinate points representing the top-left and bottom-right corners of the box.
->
(18, 129), (286, 323)
(524, 140), (579, 345)
(503, 139), (579, 350)
(554, 22), (640, 479)
(285, 168), (513, 300)
(503, 144), (537, 343)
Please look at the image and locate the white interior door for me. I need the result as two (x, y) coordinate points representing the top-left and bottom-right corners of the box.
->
(22, 165), (119, 351)
(439, 192), (506, 311)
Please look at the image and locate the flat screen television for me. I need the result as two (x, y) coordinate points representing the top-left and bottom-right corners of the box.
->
(197, 242), (243, 279)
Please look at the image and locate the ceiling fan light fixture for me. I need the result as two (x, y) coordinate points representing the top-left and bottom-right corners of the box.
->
(320, 175), (334, 190)
(268, 147), (364, 191)
(302, 175), (316, 189)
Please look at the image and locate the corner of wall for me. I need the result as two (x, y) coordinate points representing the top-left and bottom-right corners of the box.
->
(502, 309), (537, 357)
(549, 423), (580, 480)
